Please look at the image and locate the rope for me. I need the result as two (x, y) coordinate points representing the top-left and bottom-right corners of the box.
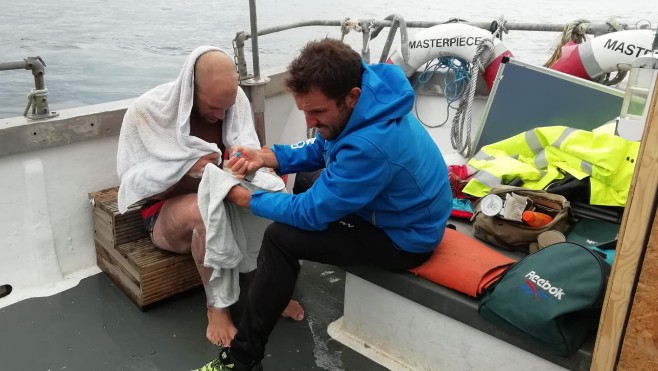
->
(489, 16), (509, 40)
(414, 57), (470, 128)
(543, 19), (590, 68)
(605, 17), (624, 33)
(23, 88), (48, 117)
(451, 38), (495, 158)
(340, 18), (361, 41)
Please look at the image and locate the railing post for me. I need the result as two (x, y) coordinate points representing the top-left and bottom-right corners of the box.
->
(360, 20), (371, 64)
(0, 57), (59, 120)
(25, 57), (58, 120)
(241, 0), (269, 146)
(241, 77), (269, 146)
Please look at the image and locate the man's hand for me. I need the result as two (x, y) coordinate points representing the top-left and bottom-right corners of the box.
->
(225, 184), (252, 209)
(225, 146), (265, 180)
(187, 153), (220, 178)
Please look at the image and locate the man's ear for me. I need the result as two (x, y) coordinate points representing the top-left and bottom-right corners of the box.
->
(345, 87), (361, 109)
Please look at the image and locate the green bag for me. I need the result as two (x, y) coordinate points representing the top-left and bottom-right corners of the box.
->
(478, 242), (610, 356)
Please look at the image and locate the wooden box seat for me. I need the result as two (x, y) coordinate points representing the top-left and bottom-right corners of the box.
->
(89, 187), (201, 309)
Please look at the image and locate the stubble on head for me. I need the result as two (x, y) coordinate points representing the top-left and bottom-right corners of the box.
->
(193, 51), (239, 124)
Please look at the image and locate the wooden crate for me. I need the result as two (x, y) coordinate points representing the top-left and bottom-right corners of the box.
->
(90, 187), (148, 247)
(90, 187), (202, 309)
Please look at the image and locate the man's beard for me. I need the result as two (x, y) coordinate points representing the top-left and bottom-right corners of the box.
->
(319, 104), (352, 140)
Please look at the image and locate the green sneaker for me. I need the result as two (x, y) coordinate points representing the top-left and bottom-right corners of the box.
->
(192, 357), (227, 371)
(192, 349), (262, 371)
(192, 348), (233, 371)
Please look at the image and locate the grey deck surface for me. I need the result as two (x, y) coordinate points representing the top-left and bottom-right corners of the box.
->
(0, 262), (387, 371)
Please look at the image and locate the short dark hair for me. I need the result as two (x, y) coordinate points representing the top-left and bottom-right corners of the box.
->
(284, 39), (364, 103)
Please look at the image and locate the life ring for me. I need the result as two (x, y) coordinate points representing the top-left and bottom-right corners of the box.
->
(550, 29), (656, 80)
(388, 23), (513, 91)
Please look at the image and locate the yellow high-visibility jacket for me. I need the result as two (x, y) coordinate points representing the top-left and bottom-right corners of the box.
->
(463, 126), (640, 206)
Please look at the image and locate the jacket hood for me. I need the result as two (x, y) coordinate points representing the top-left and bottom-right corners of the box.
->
(335, 61), (415, 140)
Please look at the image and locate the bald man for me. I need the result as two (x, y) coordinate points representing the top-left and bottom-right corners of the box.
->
(129, 49), (303, 347)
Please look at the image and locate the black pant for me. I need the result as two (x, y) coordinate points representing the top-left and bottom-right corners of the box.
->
(229, 214), (432, 363)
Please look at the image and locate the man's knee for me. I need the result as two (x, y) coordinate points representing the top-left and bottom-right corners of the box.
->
(183, 194), (204, 229)
(259, 223), (302, 275)
(262, 222), (290, 247)
(160, 193), (204, 231)
(260, 223), (299, 262)
(153, 194), (204, 253)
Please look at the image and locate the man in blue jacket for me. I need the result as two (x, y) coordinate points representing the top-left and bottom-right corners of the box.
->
(207, 38), (451, 370)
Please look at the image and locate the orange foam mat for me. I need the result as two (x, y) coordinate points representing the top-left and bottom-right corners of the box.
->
(409, 228), (517, 297)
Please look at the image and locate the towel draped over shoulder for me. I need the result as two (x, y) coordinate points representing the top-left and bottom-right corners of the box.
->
(116, 45), (261, 213)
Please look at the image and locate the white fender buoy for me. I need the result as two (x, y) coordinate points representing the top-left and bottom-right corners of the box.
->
(550, 29), (656, 80)
(388, 23), (513, 90)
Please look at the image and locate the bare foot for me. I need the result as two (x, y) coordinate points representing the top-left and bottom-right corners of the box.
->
(207, 307), (237, 347)
(281, 299), (305, 321)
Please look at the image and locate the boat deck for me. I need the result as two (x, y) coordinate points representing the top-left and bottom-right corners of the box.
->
(0, 262), (385, 371)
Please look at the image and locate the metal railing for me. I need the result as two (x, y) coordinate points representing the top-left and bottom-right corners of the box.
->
(0, 57), (59, 120)
(233, 17), (637, 81)
(232, 5), (643, 145)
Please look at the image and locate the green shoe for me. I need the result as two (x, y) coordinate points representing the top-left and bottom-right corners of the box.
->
(192, 348), (233, 371)
(192, 348), (262, 371)
(192, 357), (228, 371)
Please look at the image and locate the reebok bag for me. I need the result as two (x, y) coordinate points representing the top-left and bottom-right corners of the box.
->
(478, 242), (610, 356)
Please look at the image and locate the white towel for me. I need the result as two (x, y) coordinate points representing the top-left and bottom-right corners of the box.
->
(198, 165), (283, 308)
(116, 45), (261, 213)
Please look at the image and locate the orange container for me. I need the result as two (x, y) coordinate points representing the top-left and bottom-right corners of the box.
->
(522, 210), (554, 228)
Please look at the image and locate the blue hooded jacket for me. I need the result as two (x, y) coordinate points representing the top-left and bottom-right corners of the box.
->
(250, 61), (452, 253)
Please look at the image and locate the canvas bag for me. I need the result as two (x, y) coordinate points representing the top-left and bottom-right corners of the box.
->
(471, 186), (571, 253)
(478, 242), (610, 356)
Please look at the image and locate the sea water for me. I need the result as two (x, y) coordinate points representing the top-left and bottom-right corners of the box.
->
(0, 0), (655, 118)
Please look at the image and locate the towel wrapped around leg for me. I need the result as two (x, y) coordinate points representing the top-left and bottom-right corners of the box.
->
(198, 164), (283, 307)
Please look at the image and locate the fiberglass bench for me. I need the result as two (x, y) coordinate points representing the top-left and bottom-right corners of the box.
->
(330, 219), (594, 371)
(89, 187), (202, 309)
